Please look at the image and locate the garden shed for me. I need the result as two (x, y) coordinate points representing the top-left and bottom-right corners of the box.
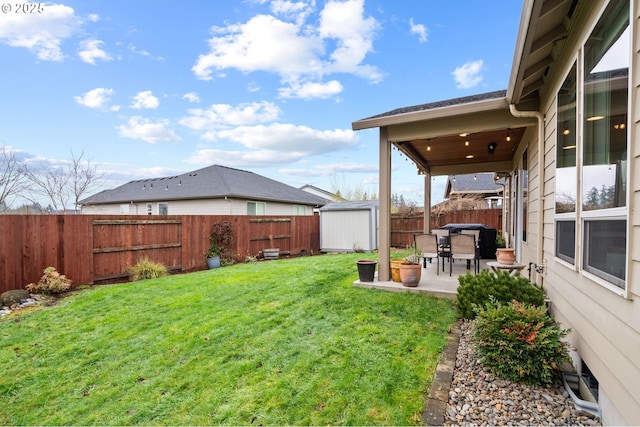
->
(319, 200), (379, 252)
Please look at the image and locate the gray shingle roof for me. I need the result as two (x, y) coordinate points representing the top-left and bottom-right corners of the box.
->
(446, 173), (502, 198)
(357, 90), (507, 121)
(80, 165), (327, 206)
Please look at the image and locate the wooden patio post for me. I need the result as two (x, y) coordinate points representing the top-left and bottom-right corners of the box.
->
(424, 173), (431, 233)
(379, 127), (391, 281)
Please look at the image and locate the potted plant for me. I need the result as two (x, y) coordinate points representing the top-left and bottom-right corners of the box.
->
(399, 245), (421, 287)
(206, 221), (237, 267)
(205, 235), (221, 269)
(495, 234), (515, 264)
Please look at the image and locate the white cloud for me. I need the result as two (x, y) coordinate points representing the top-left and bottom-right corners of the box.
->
(74, 87), (115, 109)
(78, 39), (112, 64)
(318, 0), (380, 79)
(0, 3), (81, 61)
(202, 123), (358, 155)
(185, 148), (303, 167)
(192, 0), (381, 98)
(179, 101), (280, 130)
(280, 162), (378, 177)
(452, 59), (484, 89)
(88, 14), (100, 23)
(182, 92), (200, 103)
(409, 18), (428, 43)
(130, 91), (160, 109)
(117, 116), (180, 143)
(278, 80), (343, 99)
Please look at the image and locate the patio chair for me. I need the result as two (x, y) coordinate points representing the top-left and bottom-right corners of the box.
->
(414, 233), (439, 272)
(432, 229), (451, 272)
(461, 229), (481, 260)
(449, 234), (479, 276)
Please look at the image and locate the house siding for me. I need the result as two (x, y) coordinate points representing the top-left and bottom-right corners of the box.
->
(525, 1), (640, 424)
(82, 198), (317, 216)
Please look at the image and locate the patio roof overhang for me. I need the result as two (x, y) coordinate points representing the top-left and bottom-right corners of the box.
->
(352, 92), (538, 176)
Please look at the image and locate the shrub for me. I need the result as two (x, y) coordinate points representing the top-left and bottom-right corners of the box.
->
(209, 221), (236, 265)
(455, 270), (545, 319)
(472, 299), (571, 386)
(127, 257), (168, 281)
(26, 267), (72, 295)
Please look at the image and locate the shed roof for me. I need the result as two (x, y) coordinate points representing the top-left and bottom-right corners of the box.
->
(444, 173), (503, 198)
(319, 200), (379, 212)
(80, 164), (327, 206)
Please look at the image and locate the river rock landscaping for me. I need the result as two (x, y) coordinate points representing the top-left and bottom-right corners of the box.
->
(443, 321), (601, 426)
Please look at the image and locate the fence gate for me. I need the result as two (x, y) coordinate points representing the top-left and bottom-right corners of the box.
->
(92, 219), (182, 283)
(248, 218), (292, 256)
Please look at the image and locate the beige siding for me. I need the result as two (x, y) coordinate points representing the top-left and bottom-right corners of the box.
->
(81, 198), (316, 216)
(530, 1), (640, 423)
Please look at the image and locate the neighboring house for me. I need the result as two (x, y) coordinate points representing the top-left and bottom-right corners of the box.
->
(79, 165), (326, 215)
(352, 0), (638, 424)
(299, 184), (344, 203)
(443, 173), (503, 208)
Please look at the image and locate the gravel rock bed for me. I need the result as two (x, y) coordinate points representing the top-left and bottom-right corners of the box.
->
(444, 321), (601, 426)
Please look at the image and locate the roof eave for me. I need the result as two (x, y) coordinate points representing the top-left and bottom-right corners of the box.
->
(507, 0), (538, 104)
(352, 97), (509, 131)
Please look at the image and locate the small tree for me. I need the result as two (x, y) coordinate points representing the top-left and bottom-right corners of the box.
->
(0, 145), (27, 212)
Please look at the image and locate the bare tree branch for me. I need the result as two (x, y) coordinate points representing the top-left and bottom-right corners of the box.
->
(0, 145), (27, 211)
(69, 149), (105, 212)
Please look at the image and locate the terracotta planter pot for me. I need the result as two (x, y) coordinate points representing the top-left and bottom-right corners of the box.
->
(399, 262), (421, 287)
(496, 248), (516, 265)
(390, 260), (402, 282)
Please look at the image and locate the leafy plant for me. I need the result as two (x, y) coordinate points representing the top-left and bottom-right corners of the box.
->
(496, 233), (506, 248)
(127, 257), (168, 281)
(207, 221), (236, 264)
(455, 270), (545, 319)
(472, 299), (571, 386)
(25, 267), (72, 295)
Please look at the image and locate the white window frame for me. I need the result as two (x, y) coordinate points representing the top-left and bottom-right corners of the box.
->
(247, 201), (266, 215)
(553, 0), (630, 296)
(158, 202), (169, 215)
(293, 205), (307, 215)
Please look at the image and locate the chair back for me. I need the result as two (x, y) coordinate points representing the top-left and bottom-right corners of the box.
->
(460, 229), (480, 243)
(414, 234), (438, 258)
(450, 234), (476, 259)
(432, 229), (450, 240)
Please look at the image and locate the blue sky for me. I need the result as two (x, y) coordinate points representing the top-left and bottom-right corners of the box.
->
(0, 0), (522, 207)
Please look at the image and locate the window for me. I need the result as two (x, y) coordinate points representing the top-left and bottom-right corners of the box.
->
(293, 205), (307, 215)
(147, 203), (152, 215)
(247, 201), (266, 215)
(554, 0), (629, 290)
(582, 0), (628, 288)
(556, 221), (576, 264)
(158, 203), (168, 215)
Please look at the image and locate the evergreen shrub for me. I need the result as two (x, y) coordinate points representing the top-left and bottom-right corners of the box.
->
(473, 299), (571, 386)
(455, 270), (545, 319)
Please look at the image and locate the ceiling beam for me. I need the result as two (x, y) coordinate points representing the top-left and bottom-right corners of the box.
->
(530, 24), (566, 55)
(430, 160), (514, 176)
(523, 56), (554, 80)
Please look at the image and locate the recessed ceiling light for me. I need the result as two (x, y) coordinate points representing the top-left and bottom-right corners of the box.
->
(459, 132), (470, 137)
(466, 154), (474, 159)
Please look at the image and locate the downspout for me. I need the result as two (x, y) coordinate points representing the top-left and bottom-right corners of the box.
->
(509, 104), (545, 285)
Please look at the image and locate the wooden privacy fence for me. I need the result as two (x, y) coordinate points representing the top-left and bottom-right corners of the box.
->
(0, 214), (320, 293)
(391, 208), (502, 247)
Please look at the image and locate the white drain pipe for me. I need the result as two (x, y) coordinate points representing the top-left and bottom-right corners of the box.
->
(509, 104), (545, 285)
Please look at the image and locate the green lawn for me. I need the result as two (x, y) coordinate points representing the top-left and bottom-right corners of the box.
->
(0, 253), (456, 426)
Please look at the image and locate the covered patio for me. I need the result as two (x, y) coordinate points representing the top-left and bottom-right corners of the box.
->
(353, 257), (532, 299)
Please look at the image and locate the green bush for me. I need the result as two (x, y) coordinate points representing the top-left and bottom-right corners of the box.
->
(127, 257), (168, 281)
(472, 299), (571, 386)
(455, 270), (545, 319)
(25, 267), (72, 295)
